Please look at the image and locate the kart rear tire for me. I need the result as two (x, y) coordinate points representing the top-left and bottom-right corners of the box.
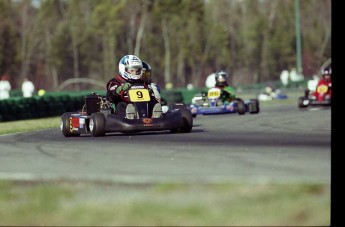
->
(60, 112), (80, 137)
(170, 107), (193, 133)
(236, 98), (246, 115)
(249, 99), (260, 114)
(90, 112), (106, 137)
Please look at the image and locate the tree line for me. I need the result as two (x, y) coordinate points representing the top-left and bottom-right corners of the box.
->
(0, 0), (331, 91)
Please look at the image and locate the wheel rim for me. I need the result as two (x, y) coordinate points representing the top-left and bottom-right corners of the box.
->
(60, 119), (63, 131)
(89, 119), (94, 132)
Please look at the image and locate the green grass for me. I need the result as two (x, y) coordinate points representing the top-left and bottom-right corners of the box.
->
(0, 117), (60, 135)
(0, 181), (330, 226)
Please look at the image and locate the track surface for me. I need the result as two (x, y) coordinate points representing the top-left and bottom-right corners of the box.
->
(0, 104), (331, 184)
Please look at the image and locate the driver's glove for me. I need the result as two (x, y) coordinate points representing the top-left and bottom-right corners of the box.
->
(115, 82), (131, 95)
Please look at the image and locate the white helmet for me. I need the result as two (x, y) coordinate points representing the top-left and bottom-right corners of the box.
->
(215, 70), (228, 87)
(118, 55), (143, 81)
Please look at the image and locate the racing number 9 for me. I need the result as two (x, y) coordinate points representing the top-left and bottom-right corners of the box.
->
(129, 89), (150, 102)
(136, 91), (143, 99)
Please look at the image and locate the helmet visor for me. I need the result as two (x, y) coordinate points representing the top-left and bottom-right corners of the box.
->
(217, 75), (226, 82)
(127, 65), (142, 75)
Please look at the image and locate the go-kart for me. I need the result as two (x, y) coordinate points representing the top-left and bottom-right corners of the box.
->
(60, 86), (193, 137)
(298, 82), (331, 108)
(189, 87), (260, 118)
(257, 88), (288, 101)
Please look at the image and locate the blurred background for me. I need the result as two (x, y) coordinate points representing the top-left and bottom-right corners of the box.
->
(0, 0), (331, 93)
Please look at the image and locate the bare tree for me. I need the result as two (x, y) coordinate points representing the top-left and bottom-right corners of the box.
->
(161, 17), (171, 87)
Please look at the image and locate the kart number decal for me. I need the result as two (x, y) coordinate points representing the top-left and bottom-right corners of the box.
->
(129, 89), (150, 102)
(208, 88), (221, 99)
(316, 85), (328, 94)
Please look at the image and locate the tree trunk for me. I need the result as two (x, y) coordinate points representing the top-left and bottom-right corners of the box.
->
(134, 6), (147, 56)
(161, 17), (171, 87)
(70, 24), (80, 91)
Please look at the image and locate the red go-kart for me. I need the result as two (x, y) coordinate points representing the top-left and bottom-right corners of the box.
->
(298, 79), (331, 108)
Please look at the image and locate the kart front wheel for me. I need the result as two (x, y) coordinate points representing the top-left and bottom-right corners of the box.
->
(89, 112), (105, 137)
(170, 107), (193, 133)
(249, 99), (260, 114)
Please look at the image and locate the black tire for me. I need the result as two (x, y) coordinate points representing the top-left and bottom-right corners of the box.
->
(168, 103), (186, 111)
(236, 98), (246, 115)
(298, 97), (308, 108)
(170, 107), (193, 133)
(249, 99), (260, 114)
(60, 112), (80, 137)
(89, 112), (106, 137)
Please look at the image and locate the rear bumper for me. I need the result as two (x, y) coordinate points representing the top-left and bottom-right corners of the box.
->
(309, 100), (331, 106)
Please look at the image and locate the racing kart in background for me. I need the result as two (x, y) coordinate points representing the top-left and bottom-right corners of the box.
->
(298, 82), (331, 108)
(189, 87), (260, 118)
(257, 87), (288, 101)
(60, 86), (193, 137)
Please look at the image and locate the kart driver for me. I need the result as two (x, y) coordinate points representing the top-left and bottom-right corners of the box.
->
(318, 67), (332, 89)
(214, 70), (237, 103)
(142, 60), (167, 106)
(315, 66), (332, 97)
(106, 54), (162, 118)
(304, 66), (332, 99)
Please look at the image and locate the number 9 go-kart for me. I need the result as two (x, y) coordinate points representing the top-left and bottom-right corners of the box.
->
(189, 87), (260, 117)
(60, 86), (193, 137)
(298, 82), (331, 108)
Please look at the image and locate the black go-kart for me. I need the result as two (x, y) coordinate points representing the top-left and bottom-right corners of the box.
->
(60, 86), (193, 137)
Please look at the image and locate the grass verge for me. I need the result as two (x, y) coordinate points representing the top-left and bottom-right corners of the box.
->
(0, 180), (330, 226)
(0, 117), (60, 135)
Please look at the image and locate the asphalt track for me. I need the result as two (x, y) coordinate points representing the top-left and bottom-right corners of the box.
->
(0, 103), (331, 185)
